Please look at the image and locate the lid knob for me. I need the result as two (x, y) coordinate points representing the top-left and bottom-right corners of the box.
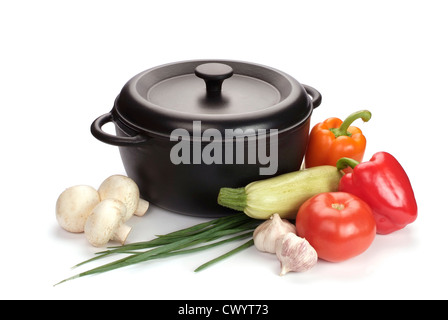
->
(195, 63), (233, 95)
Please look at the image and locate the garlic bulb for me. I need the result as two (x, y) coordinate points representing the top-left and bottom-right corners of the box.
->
(275, 232), (318, 276)
(253, 213), (296, 253)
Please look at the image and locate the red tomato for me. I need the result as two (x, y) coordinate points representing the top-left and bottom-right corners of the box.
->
(296, 192), (376, 262)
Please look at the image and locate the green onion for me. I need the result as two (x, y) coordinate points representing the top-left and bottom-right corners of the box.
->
(55, 213), (260, 285)
(194, 239), (254, 272)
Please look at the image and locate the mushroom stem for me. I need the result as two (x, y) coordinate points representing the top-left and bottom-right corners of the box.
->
(112, 224), (132, 245)
(134, 198), (150, 217)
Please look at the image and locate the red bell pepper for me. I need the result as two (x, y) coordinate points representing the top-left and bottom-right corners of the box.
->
(337, 152), (418, 235)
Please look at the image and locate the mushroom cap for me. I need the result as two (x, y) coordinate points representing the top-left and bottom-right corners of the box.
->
(84, 199), (127, 247)
(98, 175), (139, 221)
(56, 185), (100, 233)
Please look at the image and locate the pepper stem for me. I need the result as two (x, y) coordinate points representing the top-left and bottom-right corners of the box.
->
(330, 110), (372, 138)
(336, 157), (360, 171)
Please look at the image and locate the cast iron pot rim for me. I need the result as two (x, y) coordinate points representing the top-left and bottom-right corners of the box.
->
(116, 59), (313, 135)
(112, 100), (314, 143)
(91, 60), (322, 147)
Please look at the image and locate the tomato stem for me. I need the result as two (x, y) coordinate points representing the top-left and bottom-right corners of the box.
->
(331, 203), (345, 210)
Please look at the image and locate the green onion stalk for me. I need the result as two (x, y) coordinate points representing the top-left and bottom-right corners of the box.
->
(55, 213), (261, 285)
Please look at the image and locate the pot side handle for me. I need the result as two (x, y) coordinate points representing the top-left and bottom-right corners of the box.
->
(303, 85), (322, 109)
(91, 112), (148, 146)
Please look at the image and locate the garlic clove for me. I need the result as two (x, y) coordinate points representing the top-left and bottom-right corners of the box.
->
(275, 232), (318, 276)
(253, 213), (296, 253)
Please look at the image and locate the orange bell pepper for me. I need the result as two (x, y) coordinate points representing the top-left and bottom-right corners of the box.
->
(305, 110), (371, 169)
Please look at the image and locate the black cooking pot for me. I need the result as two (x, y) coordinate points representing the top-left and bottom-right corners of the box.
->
(91, 60), (322, 217)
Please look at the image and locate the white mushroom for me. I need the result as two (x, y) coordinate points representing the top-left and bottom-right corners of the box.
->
(84, 199), (132, 247)
(56, 185), (100, 233)
(98, 174), (148, 220)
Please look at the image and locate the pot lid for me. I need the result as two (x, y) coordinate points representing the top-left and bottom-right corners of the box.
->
(114, 60), (316, 138)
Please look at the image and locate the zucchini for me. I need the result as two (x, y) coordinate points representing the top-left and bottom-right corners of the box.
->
(218, 166), (342, 220)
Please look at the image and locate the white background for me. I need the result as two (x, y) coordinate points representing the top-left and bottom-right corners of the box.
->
(1, 0), (447, 300)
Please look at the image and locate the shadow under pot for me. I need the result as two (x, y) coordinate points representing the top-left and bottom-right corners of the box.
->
(91, 60), (322, 217)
